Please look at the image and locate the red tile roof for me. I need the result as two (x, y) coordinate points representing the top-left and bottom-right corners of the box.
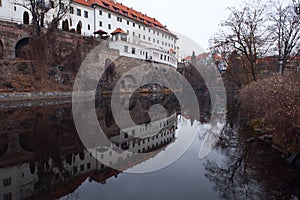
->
(94, 29), (108, 35)
(73, 0), (175, 36)
(111, 27), (127, 35)
(169, 48), (176, 53)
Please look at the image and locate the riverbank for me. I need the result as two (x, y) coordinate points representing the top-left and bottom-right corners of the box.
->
(237, 72), (300, 156)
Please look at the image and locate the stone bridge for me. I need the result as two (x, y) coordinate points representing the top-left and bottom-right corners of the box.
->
(0, 20), (31, 59)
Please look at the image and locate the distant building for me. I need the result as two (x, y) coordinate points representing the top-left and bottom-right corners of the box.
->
(0, 0), (178, 67)
(182, 52), (227, 72)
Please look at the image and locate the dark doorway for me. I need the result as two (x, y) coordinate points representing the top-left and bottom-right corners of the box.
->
(15, 37), (30, 59)
(62, 19), (69, 31)
(23, 11), (29, 24)
(76, 21), (82, 34)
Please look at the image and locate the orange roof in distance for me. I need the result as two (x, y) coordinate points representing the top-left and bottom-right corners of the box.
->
(111, 28), (127, 35)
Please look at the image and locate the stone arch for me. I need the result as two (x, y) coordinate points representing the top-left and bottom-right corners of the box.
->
(121, 75), (137, 89)
(0, 40), (3, 59)
(62, 19), (69, 31)
(76, 21), (82, 34)
(23, 11), (29, 24)
(0, 136), (8, 157)
(19, 133), (33, 152)
(15, 37), (30, 59)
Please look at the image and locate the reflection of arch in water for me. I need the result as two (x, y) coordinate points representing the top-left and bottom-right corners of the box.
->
(0, 141), (8, 157)
(120, 75), (137, 89)
(15, 37), (30, 59)
(0, 40), (3, 59)
(19, 134), (33, 152)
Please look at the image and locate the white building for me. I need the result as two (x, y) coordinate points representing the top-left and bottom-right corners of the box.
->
(0, 0), (178, 67)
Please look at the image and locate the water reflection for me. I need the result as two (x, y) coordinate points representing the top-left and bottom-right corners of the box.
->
(0, 92), (299, 200)
(0, 93), (182, 200)
(204, 125), (300, 200)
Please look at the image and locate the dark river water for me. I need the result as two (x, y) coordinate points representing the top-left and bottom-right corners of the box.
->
(0, 93), (299, 200)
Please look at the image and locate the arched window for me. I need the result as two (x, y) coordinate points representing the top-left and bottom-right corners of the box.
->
(23, 11), (29, 24)
(15, 37), (30, 59)
(62, 19), (69, 31)
(76, 21), (82, 34)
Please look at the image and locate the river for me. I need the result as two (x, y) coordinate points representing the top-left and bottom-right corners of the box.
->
(0, 93), (299, 200)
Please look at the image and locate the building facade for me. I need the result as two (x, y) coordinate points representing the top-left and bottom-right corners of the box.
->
(0, 0), (178, 67)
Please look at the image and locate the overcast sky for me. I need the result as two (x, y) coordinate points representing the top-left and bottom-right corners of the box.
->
(117, 0), (243, 51)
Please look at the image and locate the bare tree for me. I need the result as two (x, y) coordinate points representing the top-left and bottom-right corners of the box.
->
(268, 2), (300, 74)
(14, 0), (71, 35)
(214, 2), (270, 82)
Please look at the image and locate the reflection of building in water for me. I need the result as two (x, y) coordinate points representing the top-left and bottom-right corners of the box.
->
(0, 113), (177, 200)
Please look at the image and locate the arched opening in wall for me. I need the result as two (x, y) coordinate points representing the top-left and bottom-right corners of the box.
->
(19, 133), (34, 152)
(76, 21), (82, 34)
(0, 40), (4, 59)
(23, 11), (29, 24)
(15, 37), (31, 59)
(0, 136), (8, 157)
(62, 19), (69, 31)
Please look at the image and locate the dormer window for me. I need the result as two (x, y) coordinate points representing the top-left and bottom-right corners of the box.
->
(113, 6), (119, 12)
(103, 2), (110, 8)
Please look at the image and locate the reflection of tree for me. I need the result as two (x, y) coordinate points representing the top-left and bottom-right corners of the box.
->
(204, 125), (300, 199)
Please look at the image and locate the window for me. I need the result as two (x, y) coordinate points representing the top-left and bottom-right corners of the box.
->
(127, 30), (129, 34)
(84, 11), (88, 18)
(80, 164), (84, 171)
(132, 47), (136, 54)
(153, 38), (155, 43)
(88, 24), (90, 30)
(157, 40), (159, 44)
(143, 35), (145, 40)
(153, 30), (155, 34)
(14, 6), (16, 11)
(143, 27), (146, 31)
(70, 6), (74, 14)
(139, 25), (141, 29)
(138, 34), (141, 38)
(162, 41), (164, 45)
(87, 163), (91, 169)
(124, 46), (128, 53)
(99, 21), (102, 27)
(99, 10), (102, 15)
(108, 13), (111, 18)
(127, 20), (130, 25)
(133, 32), (135, 36)
(73, 167), (78, 174)
(108, 24), (111, 29)
(117, 17), (122, 22)
(77, 9), (81, 16)
(133, 23), (135, 27)
(3, 178), (11, 187)
(148, 37), (150, 41)
(3, 193), (12, 200)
